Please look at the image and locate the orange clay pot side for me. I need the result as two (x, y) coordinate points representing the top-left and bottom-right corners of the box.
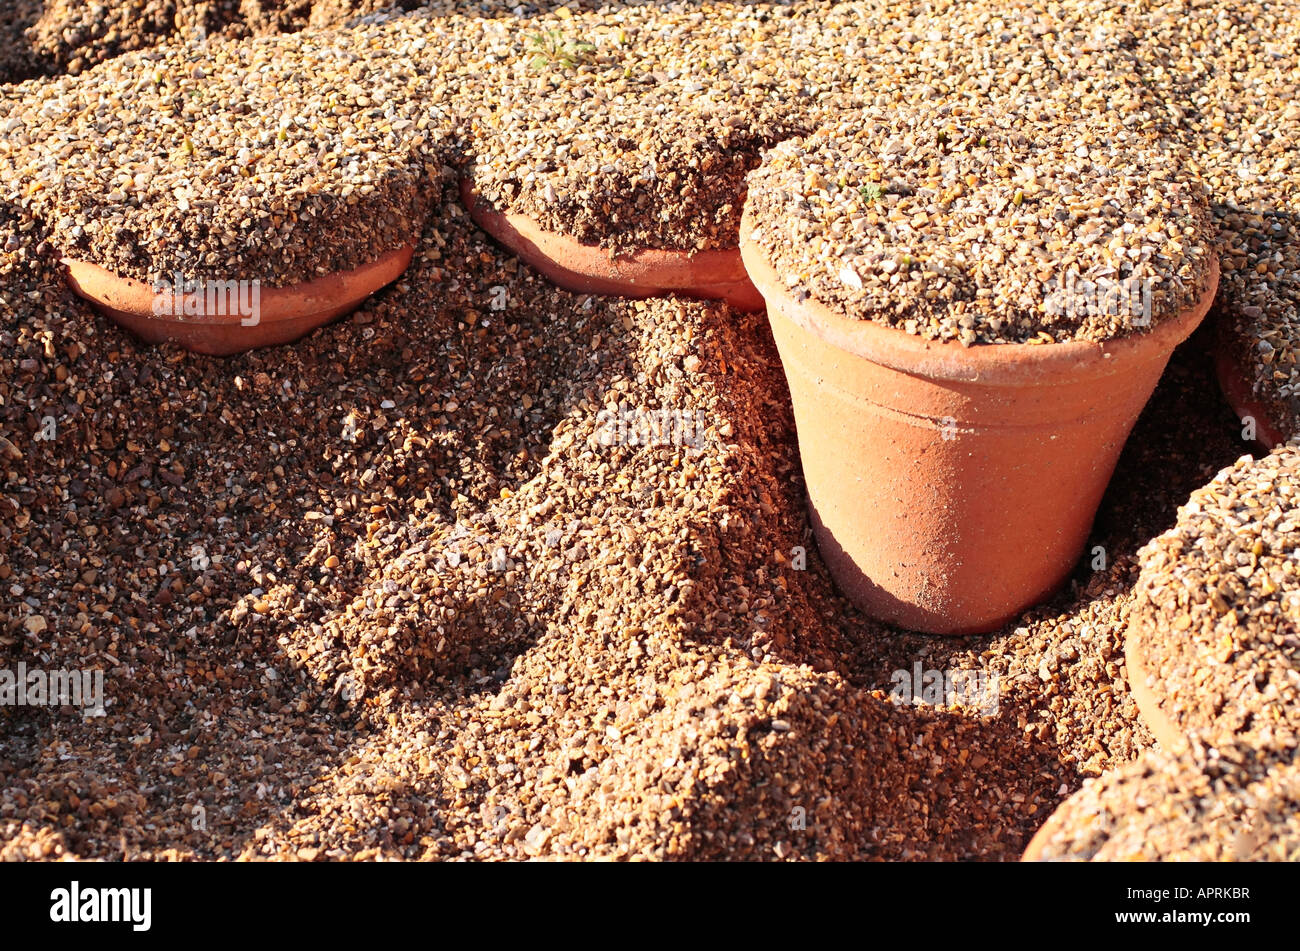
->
(1020, 816), (1064, 862)
(1212, 315), (1286, 451)
(1123, 622), (1192, 752)
(63, 243), (416, 356)
(460, 178), (765, 312)
(741, 206), (1220, 635)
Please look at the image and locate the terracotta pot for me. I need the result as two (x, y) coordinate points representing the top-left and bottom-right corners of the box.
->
(741, 211), (1220, 635)
(1213, 314), (1286, 450)
(1020, 818), (1059, 862)
(63, 243), (416, 356)
(460, 178), (764, 312)
(1122, 622), (1187, 751)
(1023, 738), (1300, 861)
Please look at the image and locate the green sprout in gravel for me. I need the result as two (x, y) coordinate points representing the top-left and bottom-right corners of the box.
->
(859, 182), (884, 203)
(527, 29), (597, 72)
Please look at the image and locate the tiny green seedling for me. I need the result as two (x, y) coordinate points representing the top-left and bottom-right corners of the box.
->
(859, 183), (884, 203)
(528, 30), (597, 72)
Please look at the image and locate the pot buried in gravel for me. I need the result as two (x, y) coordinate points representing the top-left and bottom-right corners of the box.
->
(461, 178), (764, 312)
(741, 212), (1220, 635)
(1122, 616), (1188, 751)
(63, 243), (415, 356)
(1212, 311), (1288, 450)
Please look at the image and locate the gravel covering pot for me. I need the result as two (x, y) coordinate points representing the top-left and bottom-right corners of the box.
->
(741, 210), (1220, 635)
(63, 243), (415, 356)
(461, 179), (764, 312)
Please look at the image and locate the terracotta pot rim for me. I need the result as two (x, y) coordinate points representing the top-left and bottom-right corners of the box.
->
(62, 243), (416, 327)
(460, 177), (764, 311)
(740, 209), (1220, 386)
(1020, 815), (1061, 862)
(1212, 317), (1287, 451)
(1123, 616), (1191, 752)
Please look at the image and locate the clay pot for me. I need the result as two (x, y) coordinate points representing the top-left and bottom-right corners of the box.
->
(1122, 621), (1188, 751)
(460, 178), (764, 312)
(63, 243), (416, 356)
(1021, 739), (1300, 861)
(1213, 314), (1286, 450)
(741, 211), (1220, 635)
(1020, 818), (1059, 862)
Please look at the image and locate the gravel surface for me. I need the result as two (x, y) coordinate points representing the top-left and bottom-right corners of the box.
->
(0, 1), (47, 85)
(0, 1), (441, 85)
(1167, 5), (1300, 443)
(452, 3), (815, 254)
(0, 0), (274, 84)
(1129, 445), (1300, 751)
(0, 177), (1250, 859)
(1, 0), (1298, 861)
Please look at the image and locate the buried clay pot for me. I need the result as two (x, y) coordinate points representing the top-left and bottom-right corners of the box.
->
(63, 243), (416, 356)
(460, 178), (764, 312)
(1122, 622), (1186, 752)
(1124, 444), (1300, 752)
(1213, 313), (1289, 450)
(1021, 739), (1300, 861)
(741, 211), (1220, 635)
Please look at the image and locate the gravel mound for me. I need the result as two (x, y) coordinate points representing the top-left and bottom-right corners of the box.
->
(744, 102), (1215, 344)
(1, 25), (447, 285)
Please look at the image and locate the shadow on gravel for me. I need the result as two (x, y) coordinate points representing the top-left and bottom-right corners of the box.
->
(0, 1), (44, 85)
(1087, 323), (1251, 564)
(0, 176), (619, 857)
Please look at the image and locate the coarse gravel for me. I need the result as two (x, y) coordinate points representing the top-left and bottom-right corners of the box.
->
(743, 102), (1217, 345)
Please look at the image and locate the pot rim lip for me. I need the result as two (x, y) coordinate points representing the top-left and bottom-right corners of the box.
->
(61, 242), (416, 326)
(740, 208), (1220, 386)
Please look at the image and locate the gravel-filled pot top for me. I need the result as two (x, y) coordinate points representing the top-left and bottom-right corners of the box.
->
(744, 102), (1218, 346)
